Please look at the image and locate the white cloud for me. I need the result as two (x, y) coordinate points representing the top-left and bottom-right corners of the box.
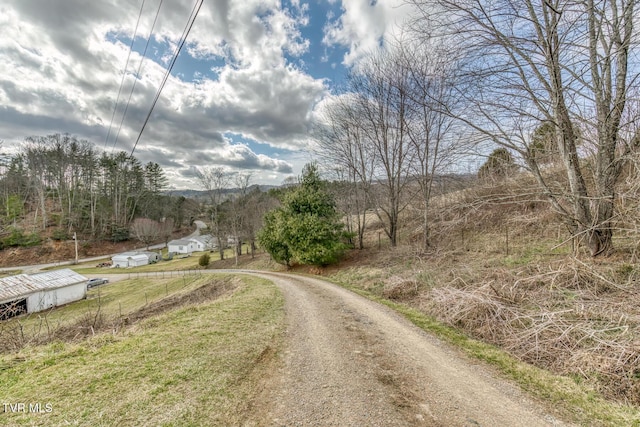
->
(322, 0), (412, 66)
(0, 0), (327, 188)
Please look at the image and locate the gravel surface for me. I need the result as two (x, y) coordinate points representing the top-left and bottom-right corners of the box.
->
(242, 272), (572, 427)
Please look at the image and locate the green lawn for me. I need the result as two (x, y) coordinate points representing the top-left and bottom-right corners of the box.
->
(2, 274), (215, 345)
(0, 274), (284, 426)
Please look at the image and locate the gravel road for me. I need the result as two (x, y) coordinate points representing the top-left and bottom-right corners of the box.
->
(243, 271), (571, 427)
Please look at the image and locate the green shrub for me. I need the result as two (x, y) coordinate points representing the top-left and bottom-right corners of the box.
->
(198, 253), (210, 268)
(111, 226), (129, 242)
(3, 227), (25, 247)
(2, 228), (41, 247)
(23, 233), (41, 247)
(51, 229), (70, 241)
(258, 163), (348, 267)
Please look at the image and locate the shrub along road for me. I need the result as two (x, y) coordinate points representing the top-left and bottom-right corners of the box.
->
(228, 271), (570, 426)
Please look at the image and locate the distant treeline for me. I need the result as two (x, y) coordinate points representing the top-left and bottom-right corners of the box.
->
(0, 134), (199, 243)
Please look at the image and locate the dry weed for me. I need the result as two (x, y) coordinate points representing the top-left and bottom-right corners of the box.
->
(382, 276), (422, 301)
(420, 258), (640, 404)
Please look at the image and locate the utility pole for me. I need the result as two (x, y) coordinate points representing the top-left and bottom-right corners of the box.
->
(73, 232), (78, 264)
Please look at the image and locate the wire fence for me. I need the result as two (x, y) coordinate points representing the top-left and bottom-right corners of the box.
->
(125, 268), (204, 280)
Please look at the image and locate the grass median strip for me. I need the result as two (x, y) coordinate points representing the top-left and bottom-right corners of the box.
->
(0, 275), (285, 426)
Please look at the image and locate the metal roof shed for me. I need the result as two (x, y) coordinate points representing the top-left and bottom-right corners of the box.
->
(0, 269), (88, 318)
(111, 252), (150, 268)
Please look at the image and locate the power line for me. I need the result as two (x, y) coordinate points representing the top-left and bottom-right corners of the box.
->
(104, 0), (147, 150)
(112, 0), (165, 153)
(130, 0), (204, 157)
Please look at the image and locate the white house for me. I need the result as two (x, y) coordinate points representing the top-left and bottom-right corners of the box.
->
(189, 234), (217, 251)
(111, 251), (151, 268)
(0, 269), (88, 319)
(167, 239), (197, 255)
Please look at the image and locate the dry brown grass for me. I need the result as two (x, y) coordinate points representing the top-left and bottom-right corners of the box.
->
(419, 258), (640, 398)
(325, 167), (640, 407)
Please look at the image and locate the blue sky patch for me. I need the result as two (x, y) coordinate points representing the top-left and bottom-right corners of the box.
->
(106, 31), (224, 83)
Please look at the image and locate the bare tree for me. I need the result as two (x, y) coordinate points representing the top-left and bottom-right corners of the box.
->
(229, 173), (252, 265)
(195, 167), (230, 260)
(399, 40), (463, 250)
(349, 49), (416, 247)
(314, 94), (374, 249)
(315, 44), (465, 250)
(409, 0), (639, 256)
(23, 140), (48, 230)
(130, 218), (160, 249)
(158, 217), (174, 247)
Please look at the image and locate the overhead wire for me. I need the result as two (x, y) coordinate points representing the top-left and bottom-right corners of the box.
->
(112, 0), (165, 153)
(130, 0), (204, 157)
(104, 0), (147, 149)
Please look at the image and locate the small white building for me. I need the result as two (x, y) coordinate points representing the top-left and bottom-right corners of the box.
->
(111, 251), (151, 268)
(0, 269), (88, 319)
(167, 239), (197, 254)
(138, 251), (161, 263)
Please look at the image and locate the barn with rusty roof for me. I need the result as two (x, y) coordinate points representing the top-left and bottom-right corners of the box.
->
(0, 269), (88, 320)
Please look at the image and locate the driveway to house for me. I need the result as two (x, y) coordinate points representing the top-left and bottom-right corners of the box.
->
(217, 270), (572, 426)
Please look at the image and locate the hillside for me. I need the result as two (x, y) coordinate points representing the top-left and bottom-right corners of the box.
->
(0, 275), (284, 426)
(0, 231), (190, 271)
(2, 168), (640, 422)
(316, 173), (640, 408)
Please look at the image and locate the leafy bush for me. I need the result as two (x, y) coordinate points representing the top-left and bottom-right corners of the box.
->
(478, 148), (517, 180)
(2, 227), (41, 247)
(3, 227), (24, 247)
(198, 253), (210, 268)
(110, 226), (130, 242)
(258, 210), (293, 266)
(23, 233), (41, 247)
(51, 229), (70, 241)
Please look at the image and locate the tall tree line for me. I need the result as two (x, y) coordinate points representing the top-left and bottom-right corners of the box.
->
(314, 40), (463, 250)
(318, 0), (640, 256)
(0, 134), (189, 240)
(408, 0), (639, 256)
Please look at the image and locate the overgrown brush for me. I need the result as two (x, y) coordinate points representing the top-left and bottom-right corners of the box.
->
(421, 259), (640, 404)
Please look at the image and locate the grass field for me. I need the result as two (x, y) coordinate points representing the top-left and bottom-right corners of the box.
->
(1, 274), (218, 351)
(70, 245), (251, 276)
(0, 274), (284, 426)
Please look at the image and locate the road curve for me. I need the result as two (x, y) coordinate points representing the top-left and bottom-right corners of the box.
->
(230, 271), (570, 427)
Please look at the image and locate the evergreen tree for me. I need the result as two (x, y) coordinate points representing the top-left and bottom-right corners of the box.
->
(478, 148), (517, 180)
(258, 163), (349, 267)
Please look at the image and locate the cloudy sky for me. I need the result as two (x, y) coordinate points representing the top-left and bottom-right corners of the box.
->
(0, 0), (410, 189)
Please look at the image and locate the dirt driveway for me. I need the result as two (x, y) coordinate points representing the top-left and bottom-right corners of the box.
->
(242, 271), (571, 426)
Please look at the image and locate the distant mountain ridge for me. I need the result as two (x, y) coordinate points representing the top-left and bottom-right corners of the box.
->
(165, 184), (279, 200)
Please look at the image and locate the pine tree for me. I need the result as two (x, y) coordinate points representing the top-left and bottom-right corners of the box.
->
(258, 163), (349, 267)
